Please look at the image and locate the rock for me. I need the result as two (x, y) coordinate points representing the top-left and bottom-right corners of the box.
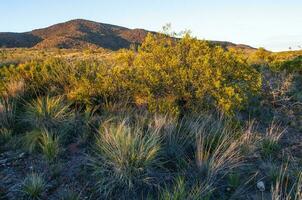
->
(18, 153), (25, 158)
(0, 158), (8, 165)
(0, 152), (26, 167)
(257, 181), (265, 192)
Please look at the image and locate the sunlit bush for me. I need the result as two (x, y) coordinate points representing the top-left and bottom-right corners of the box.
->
(0, 33), (261, 115)
(115, 33), (261, 114)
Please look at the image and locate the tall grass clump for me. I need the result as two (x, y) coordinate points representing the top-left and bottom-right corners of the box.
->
(23, 129), (60, 162)
(60, 189), (82, 200)
(271, 165), (302, 200)
(71, 106), (99, 144)
(0, 96), (16, 129)
(90, 120), (163, 198)
(24, 129), (44, 153)
(153, 114), (248, 198)
(39, 130), (60, 162)
(0, 80), (24, 129)
(239, 120), (259, 156)
(23, 95), (73, 131)
(260, 121), (286, 159)
(160, 176), (211, 200)
(193, 116), (246, 192)
(21, 173), (46, 200)
(0, 128), (13, 145)
(0, 128), (13, 152)
(154, 115), (201, 169)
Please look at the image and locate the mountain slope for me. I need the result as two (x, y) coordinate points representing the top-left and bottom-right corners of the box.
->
(0, 19), (255, 51)
(30, 19), (150, 49)
(0, 32), (41, 48)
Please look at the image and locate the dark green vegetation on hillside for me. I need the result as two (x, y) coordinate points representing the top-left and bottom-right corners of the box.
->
(0, 31), (302, 199)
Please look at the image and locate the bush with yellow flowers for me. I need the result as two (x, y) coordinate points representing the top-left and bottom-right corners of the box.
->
(115, 32), (261, 114)
(0, 32), (261, 115)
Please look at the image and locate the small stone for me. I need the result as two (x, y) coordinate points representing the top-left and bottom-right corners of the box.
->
(257, 181), (265, 192)
(18, 153), (25, 158)
(0, 159), (8, 165)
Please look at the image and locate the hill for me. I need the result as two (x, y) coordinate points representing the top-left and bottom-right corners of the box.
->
(0, 32), (41, 48)
(0, 19), (256, 51)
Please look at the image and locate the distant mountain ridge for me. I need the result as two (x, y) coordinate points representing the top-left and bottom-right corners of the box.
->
(0, 19), (256, 51)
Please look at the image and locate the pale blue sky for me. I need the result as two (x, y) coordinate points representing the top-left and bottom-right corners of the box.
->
(1, 0), (302, 51)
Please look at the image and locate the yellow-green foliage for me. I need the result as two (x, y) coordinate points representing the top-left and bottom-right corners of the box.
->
(115, 33), (261, 113)
(248, 48), (302, 72)
(24, 96), (72, 130)
(0, 33), (262, 115)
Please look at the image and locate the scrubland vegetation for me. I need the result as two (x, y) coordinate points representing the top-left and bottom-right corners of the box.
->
(0, 31), (302, 199)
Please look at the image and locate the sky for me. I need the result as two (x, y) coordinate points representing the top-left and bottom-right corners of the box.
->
(1, 0), (302, 51)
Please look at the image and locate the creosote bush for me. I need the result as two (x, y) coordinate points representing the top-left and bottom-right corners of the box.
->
(115, 32), (261, 114)
(1, 32), (262, 115)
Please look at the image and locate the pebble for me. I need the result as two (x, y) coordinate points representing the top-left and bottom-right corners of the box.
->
(257, 181), (265, 192)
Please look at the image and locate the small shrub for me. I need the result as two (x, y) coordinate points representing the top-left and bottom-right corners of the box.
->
(21, 173), (46, 200)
